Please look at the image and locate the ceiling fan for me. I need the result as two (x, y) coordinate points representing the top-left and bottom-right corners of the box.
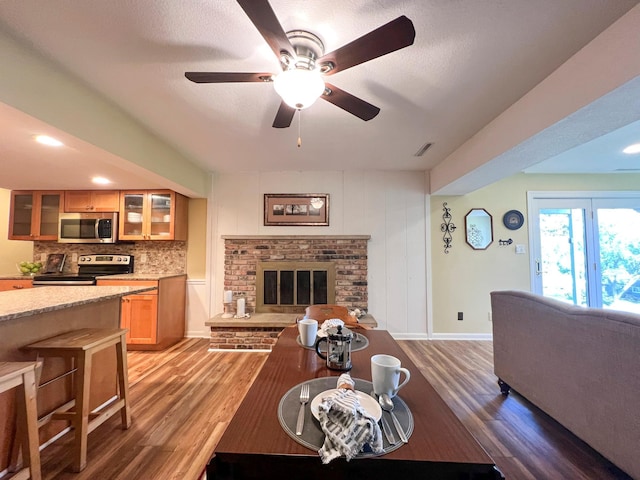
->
(185, 0), (415, 129)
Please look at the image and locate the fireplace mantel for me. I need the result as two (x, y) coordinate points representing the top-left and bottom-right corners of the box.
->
(221, 235), (371, 240)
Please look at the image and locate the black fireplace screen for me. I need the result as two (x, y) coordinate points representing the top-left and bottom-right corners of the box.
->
(258, 262), (335, 313)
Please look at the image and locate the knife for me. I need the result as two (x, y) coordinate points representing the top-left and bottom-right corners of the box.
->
(389, 410), (408, 443)
(380, 413), (396, 445)
(371, 391), (395, 444)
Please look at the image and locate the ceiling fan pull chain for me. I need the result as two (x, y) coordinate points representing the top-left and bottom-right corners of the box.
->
(297, 109), (302, 148)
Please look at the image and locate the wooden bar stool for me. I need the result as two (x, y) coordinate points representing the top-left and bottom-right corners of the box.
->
(0, 362), (41, 480)
(24, 328), (130, 472)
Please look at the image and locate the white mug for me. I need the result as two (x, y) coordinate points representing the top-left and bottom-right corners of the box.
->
(371, 354), (410, 398)
(297, 319), (318, 347)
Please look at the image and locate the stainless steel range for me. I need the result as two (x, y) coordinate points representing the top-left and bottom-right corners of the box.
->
(33, 254), (134, 286)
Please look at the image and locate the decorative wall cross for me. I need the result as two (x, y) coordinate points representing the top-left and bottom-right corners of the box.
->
(441, 202), (456, 254)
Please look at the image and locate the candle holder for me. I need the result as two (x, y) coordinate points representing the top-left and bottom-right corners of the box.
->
(222, 290), (234, 318)
(221, 302), (233, 318)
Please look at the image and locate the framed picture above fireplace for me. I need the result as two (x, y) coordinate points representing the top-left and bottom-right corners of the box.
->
(264, 194), (329, 226)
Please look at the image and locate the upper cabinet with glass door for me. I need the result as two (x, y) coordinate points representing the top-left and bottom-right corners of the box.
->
(9, 191), (64, 240)
(119, 190), (188, 241)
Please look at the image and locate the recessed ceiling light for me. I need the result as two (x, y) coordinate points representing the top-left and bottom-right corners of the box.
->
(34, 135), (63, 147)
(623, 143), (640, 154)
(92, 177), (111, 185)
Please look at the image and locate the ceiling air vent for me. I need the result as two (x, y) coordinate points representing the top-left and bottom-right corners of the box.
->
(414, 142), (433, 157)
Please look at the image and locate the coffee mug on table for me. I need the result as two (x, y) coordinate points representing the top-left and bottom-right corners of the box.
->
(371, 354), (411, 398)
(297, 318), (318, 347)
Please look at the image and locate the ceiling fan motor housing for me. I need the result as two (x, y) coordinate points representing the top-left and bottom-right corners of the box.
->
(283, 30), (324, 71)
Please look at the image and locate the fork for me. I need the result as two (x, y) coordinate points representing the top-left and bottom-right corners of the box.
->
(295, 383), (310, 436)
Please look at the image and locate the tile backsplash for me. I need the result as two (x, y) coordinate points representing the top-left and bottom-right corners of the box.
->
(33, 241), (187, 274)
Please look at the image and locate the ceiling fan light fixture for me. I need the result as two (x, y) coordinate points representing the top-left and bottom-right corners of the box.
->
(273, 68), (325, 109)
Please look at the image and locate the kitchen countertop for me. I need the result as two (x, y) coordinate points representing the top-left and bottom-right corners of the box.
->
(0, 273), (186, 281)
(95, 273), (186, 281)
(0, 274), (37, 280)
(0, 285), (156, 323)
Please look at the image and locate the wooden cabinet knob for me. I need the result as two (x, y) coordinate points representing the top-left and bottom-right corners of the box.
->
(13, 285), (24, 289)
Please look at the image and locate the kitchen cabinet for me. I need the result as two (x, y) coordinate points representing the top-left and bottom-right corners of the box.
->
(119, 190), (188, 241)
(0, 279), (33, 291)
(96, 275), (186, 350)
(122, 289), (158, 345)
(64, 190), (120, 212)
(9, 191), (64, 240)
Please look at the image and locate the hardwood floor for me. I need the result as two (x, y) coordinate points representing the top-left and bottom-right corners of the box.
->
(37, 339), (268, 480)
(398, 340), (631, 480)
(35, 338), (630, 479)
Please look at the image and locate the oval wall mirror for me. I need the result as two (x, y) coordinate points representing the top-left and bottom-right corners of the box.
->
(465, 208), (493, 250)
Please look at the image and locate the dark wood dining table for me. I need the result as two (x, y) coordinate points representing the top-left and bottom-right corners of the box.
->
(207, 326), (503, 479)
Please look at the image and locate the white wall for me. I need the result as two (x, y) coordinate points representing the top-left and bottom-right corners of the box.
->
(208, 171), (430, 337)
(186, 279), (209, 337)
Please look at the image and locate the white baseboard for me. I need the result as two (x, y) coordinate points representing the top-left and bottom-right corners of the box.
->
(207, 348), (271, 353)
(390, 333), (430, 340)
(430, 333), (493, 340)
(383, 332), (493, 341)
(186, 332), (209, 338)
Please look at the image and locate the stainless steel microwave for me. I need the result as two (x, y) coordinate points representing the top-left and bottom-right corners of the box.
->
(58, 212), (118, 243)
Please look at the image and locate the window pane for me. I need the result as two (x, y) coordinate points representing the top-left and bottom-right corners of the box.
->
(280, 271), (294, 304)
(264, 271), (277, 304)
(39, 194), (60, 236)
(599, 208), (640, 313)
(539, 208), (588, 306)
(313, 271), (328, 304)
(12, 194), (33, 236)
(297, 271), (311, 305)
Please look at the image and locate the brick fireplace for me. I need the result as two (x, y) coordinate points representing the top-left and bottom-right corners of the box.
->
(209, 235), (371, 351)
(222, 235), (370, 314)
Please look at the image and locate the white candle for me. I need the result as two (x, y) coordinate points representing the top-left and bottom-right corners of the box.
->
(236, 297), (245, 317)
(224, 290), (233, 304)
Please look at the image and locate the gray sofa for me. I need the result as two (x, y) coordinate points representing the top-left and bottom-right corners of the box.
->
(491, 290), (640, 479)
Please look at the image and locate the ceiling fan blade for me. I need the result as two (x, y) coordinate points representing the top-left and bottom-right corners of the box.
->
(185, 72), (273, 83)
(237, 0), (294, 63)
(272, 102), (296, 128)
(318, 16), (415, 76)
(321, 83), (380, 121)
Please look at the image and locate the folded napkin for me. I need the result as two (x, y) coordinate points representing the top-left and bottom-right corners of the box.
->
(317, 373), (383, 464)
(316, 318), (345, 337)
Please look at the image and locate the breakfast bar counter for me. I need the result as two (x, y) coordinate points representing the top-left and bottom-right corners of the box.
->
(0, 285), (156, 322)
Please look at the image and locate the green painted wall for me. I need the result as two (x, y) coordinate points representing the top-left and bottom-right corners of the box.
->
(431, 173), (640, 334)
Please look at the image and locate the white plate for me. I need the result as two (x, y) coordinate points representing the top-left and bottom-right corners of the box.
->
(310, 389), (382, 421)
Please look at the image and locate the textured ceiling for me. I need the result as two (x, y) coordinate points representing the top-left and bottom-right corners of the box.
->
(0, 0), (638, 193)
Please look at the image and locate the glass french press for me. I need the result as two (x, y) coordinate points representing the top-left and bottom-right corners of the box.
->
(315, 325), (353, 371)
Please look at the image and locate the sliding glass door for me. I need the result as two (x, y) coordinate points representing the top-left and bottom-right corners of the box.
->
(595, 199), (640, 311)
(528, 192), (640, 312)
